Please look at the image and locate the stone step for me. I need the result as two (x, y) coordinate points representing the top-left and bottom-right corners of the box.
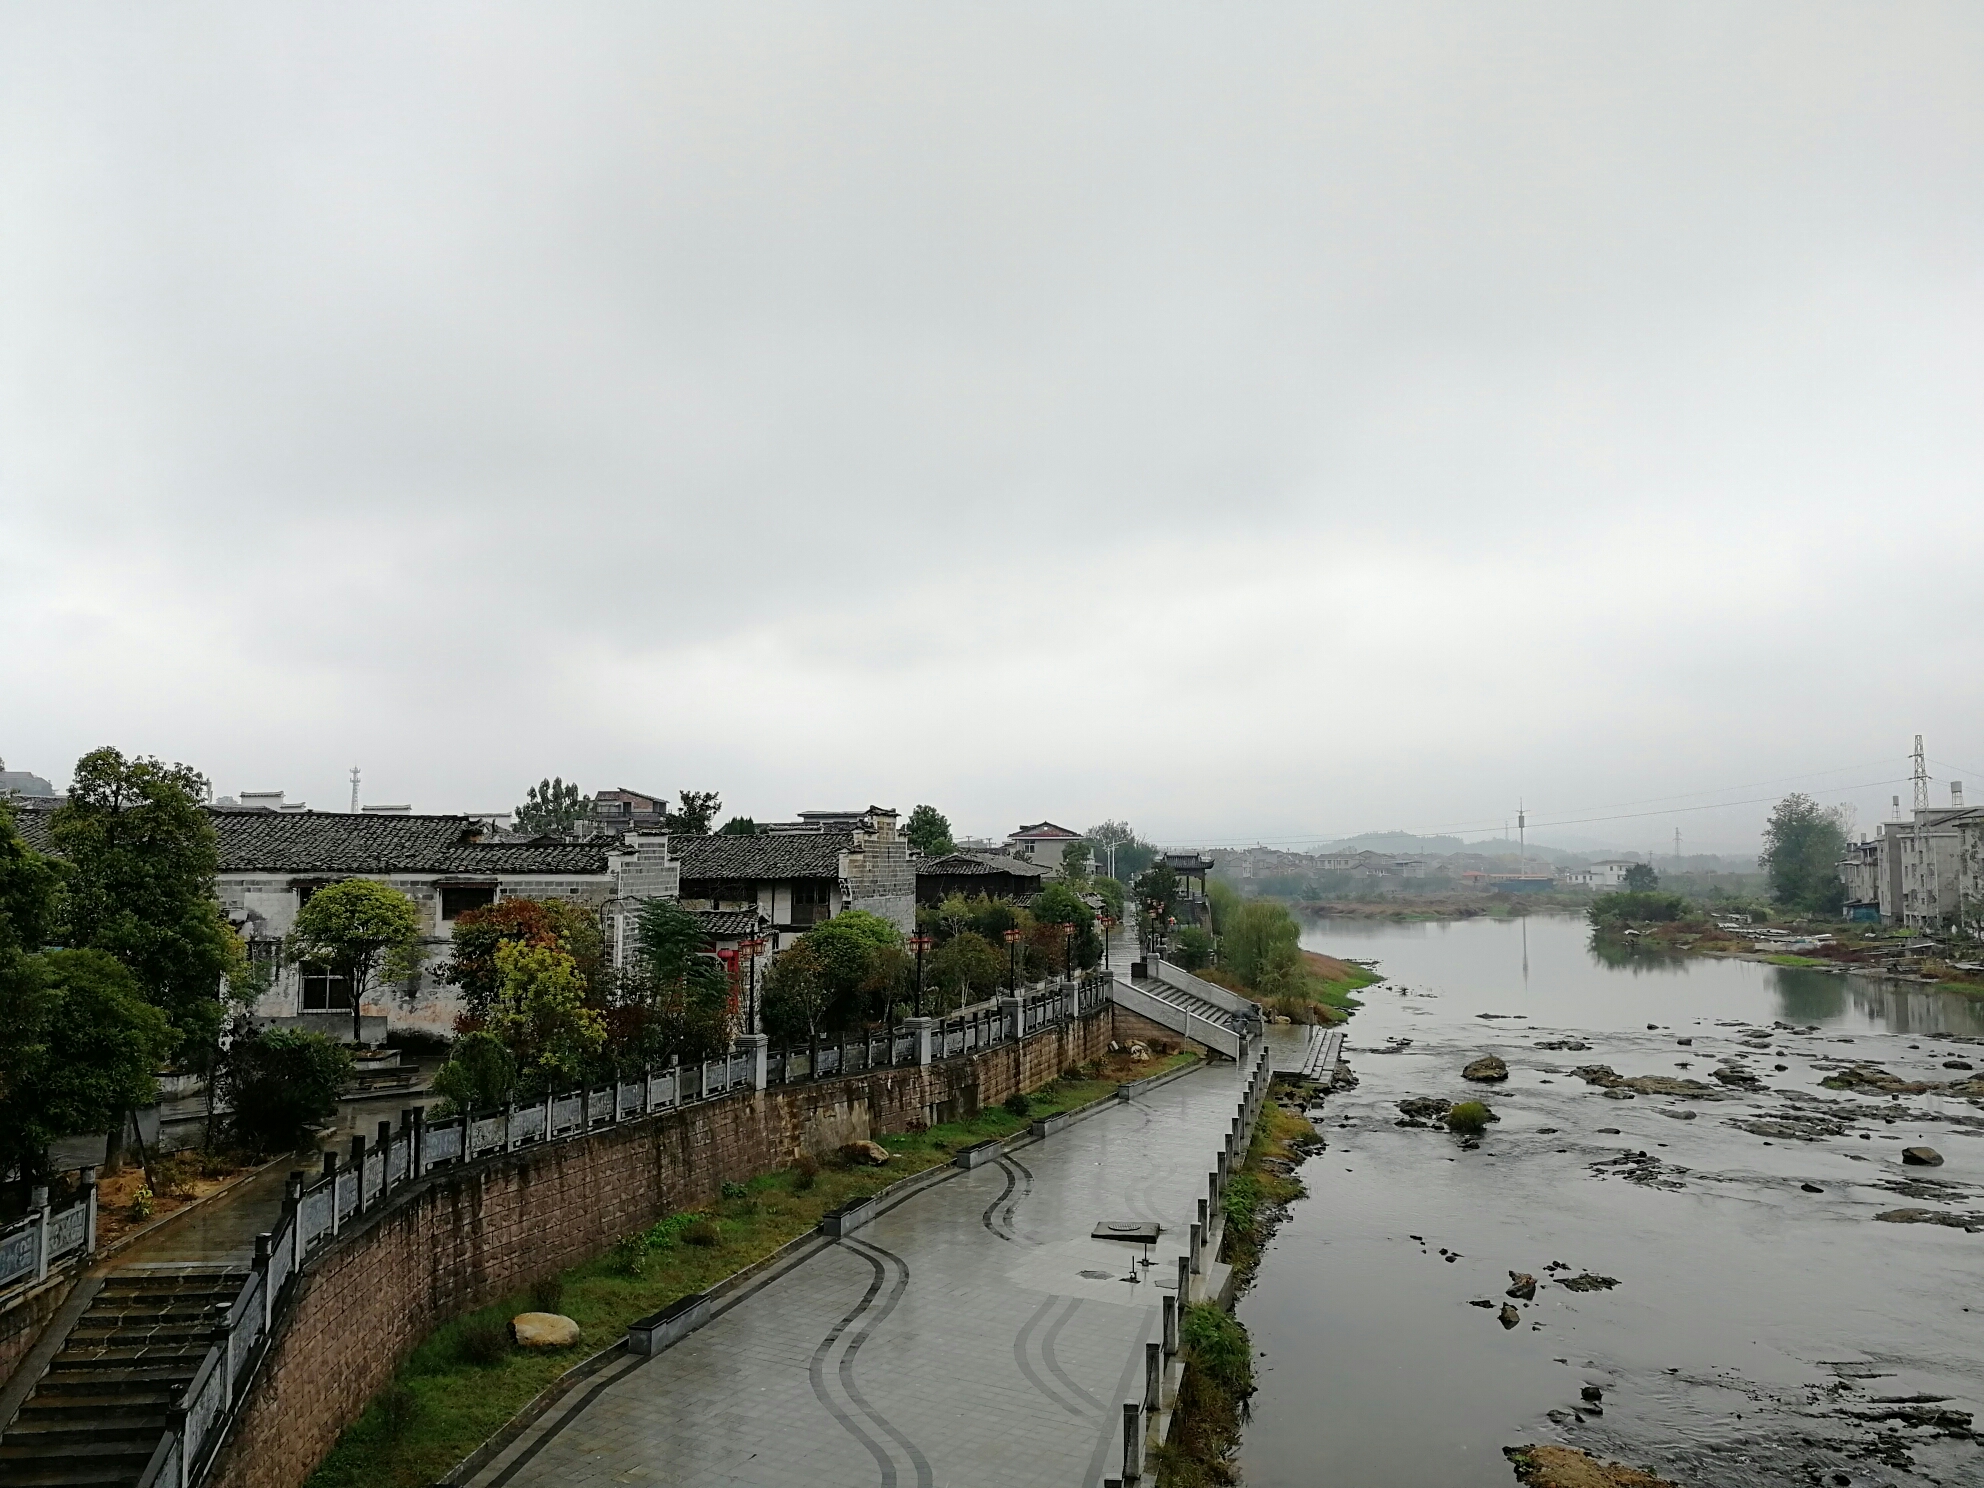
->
(0, 1457), (150, 1488)
(0, 1435), (155, 1462)
(8, 1391), (173, 1419)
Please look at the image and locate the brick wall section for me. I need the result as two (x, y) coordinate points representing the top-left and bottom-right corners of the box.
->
(0, 1268), (78, 1388)
(209, 1006), (1187, 1488)
(1107, 1007), (1205, 1055)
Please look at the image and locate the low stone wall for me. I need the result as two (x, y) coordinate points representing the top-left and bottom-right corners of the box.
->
(209, 1006), (1149, 1488)
(0, 1267), (79, 1389)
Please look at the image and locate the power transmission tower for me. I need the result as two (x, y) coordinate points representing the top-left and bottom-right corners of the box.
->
(1673, 826), (1682, 868)
(1912, 735), (1929, 813)
(350, 765), (361, 814)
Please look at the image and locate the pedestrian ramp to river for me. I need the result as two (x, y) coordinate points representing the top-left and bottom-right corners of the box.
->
(1293, 1025), (1346, 1085)
(1114, 960), (1260, 1061)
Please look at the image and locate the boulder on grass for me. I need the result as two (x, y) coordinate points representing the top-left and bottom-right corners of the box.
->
(1901, 1146), (1944, 1167)
(1463, 1055), (1509, 1082)
(841, 1140), (892, 1166)
(1128, 1042), (1152, 1063)
(511, 1313), (580, 1348)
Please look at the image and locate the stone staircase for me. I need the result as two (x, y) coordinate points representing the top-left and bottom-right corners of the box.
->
(0, 1267), (244, 1488)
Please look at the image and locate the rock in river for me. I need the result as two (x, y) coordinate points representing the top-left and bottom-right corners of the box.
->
(1499, 1303), (1520, 1329)
(1506, 1272), (1537, 1300)
(1557, 1273), (1619, 1292)
(1901, 1146), (1944, 1167)
(1464, 1055), (1509, 1082)
(1504, 1444), (1678, 1487)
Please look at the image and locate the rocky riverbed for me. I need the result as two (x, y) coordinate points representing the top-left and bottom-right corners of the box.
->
(1240, 914), (1984, 1488)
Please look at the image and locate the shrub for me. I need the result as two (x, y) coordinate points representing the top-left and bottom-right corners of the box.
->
(790, 1155), (818, 1192)
(1061, 1066), (1084, 1083)
(457, 1316), (509, 1366)
(129, 1186), (154, 1220)
(529, 1275), (564, 1313)
(429, 1030), (516, 1114)
(720, 1180), (748, 1200)
(1181, 1303), (1253, 1398)
(1447, 1101), (1495, 1136)
(1171, 925), (1215, 971)
(378, 1383), (419, 1441)
(683, 1218), (721, 1247)
(222, 1028), (353, 1152)
(1003, 1092), (1031, 1118)
(384, 1027), (451, 1056)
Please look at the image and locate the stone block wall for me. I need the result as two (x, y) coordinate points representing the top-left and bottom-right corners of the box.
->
(208, 1005), (1160, 1488)
(0, 1268), (79, 1390)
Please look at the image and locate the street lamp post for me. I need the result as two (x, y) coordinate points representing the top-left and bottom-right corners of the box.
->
(1060, 922), (1076, 982)
(1099, 914), (1117, 971)
(1003, 927), (1023, 995)
(740, 935), (767, 1036)
(909, 933), (932, 1017)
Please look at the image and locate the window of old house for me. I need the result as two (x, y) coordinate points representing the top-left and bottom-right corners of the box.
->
(441, 884), (497, 920)
(300, 964), (354, 1010)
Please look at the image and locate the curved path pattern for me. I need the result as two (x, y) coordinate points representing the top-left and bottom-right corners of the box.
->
(467, 1057), (1247, 1488)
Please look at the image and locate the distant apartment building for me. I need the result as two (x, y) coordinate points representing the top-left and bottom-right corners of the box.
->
(1005, 821), (1083, 869)
(1841, 784), (1983, 929)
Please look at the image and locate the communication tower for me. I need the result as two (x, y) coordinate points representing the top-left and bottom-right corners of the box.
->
(350, 766), (361, 814)
(1912, 736), (1929, 813)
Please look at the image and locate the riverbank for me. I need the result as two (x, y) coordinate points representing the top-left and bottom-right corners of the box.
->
(1298, 897), (1589, 921)
(1157, 1083), (1325, 1487)
(306, 1048), (1196, 1488)
(1193, 949), (1378, 1024)
(1590, 917), (1984, 998)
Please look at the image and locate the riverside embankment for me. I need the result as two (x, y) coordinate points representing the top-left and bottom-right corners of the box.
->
(1239, 913), (1984, 1488)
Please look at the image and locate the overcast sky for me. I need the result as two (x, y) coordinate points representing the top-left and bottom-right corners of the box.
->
(3, 3), (1980, 852)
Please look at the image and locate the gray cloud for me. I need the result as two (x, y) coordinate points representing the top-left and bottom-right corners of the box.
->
(4, 3), (1980, 848)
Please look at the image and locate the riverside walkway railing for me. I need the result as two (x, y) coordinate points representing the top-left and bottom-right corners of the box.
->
(137, 968), (1116, 1488)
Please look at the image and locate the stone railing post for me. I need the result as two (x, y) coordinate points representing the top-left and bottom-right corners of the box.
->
(1177, 1254), (1190, 1303)
(1162, 1294), (1178, 1359)
(1145, 1342), (1160, 1411)
(1121, 1402), (1143, 1483)
(81, 1168), (97, 1255)
(739, 1034), (769, 1091)
(999, 996), (1022, 1045)
(904, 1017), (936, 1066)
(255, 1232), (273, 1333)
(322, 1150), (340, 1237)
(349, 1134), (367, 1214)
(1188, 1222), (1202, 1273)
(29, 1186), (48, 1283)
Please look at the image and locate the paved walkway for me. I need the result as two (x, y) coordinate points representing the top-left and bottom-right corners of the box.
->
(467, 1057), (1249, 1488)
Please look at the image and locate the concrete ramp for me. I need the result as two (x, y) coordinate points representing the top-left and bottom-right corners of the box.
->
(1110, 970), (1253, 1061)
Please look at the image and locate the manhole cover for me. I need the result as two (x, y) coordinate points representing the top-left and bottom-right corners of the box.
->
(1091, 1221), (1161, 1243)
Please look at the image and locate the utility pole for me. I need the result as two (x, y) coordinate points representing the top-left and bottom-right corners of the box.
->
(1673, 826), (1682, 869)
(350, 766), (361, 814)
(1912, 735), (1929, 813)
(1517, 802), (1526, 874)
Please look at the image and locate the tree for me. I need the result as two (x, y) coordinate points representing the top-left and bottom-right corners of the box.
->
(804, 912), (903, 1029)
(1172, 926), (1215, 971)
(221, 1026), (352, 1152)
(904, 805), (955, 858)
(1086, 821), (1159, 882)
(614, 899), (731, 1064)
(514, 777), (591, 835)
(1057, 842), (1092, 882)
(665, 791), (722, 835)
(761, 941), (830, 1046)
(287, 878), (424, 1043)
(1621, 863), (1660, 892)
(51, 747), (244, 1039)
(1222, 900), (1304, 992)
(717, 816), (760, 836)
(488, 941), (605, 1089)
(430, 1030), (517, 1114)
(928, 931), (1003, 1008)
(1760, 794), (1849, 915)
(442, 897), (604, 1024)
(0, 799), (62, 955)
(0, 949), (172, 1183)
(1133, 862), (1179, 945)
(1032, 882), (1100, 969)
(1588, 891), (1690, 927)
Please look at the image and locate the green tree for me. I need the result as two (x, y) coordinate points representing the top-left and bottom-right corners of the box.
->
(0, 799), (63, 955)
(761, 941), (830, 1046)
(0, 949), (172, 1182)
(927, 930), (1003, 1009)
(51, 747), (244, 1039)
(1086, 820), (1158, 882)
(221, 1026), (353, 1152)
(1031, 882), (1100, 969)
(613, 899), (731, 1064)
(1133, 862), (1179, 947)
(513, 777), (591, 835)
(1759, 794), (1849, 915)
(1588, 890), (1690, 927)
(665, 791), (722, 835)
(904, 805), (955, 858)
(442, 897), (604, 1024)
(1621, 863), (1660, 892)
(803, 912), (903, 1029)
(1089, 874), (1125, 923)
(287, 878), (424, 1044)
(716, 816), (760, 836)
(1222, 900), (1304, 993)
(1171, 925), (1216, 971)
(430, 1030), (517, 1114)
(489, 941), (605, 1089)
(1057, 841), (1092, 882)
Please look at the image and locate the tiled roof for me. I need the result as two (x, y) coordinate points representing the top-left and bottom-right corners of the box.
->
(678, 832), (851, 881)
(691, 909), (771, 938)
(1009, 821), (1080, 840)
(8, 804), (610, 876)
(9, 803), (54, 854)
(917, 852), (1046, 879)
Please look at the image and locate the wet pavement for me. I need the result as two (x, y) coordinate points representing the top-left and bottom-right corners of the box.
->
(1241, 914), (1984, 1488)
(466, 1056), (1248, 1488)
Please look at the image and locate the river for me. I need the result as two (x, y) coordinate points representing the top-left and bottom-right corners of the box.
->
(1240, 913), (1984, 1488)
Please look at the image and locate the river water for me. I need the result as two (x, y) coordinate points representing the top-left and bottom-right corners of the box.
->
(1241, 913), (1984, 1488)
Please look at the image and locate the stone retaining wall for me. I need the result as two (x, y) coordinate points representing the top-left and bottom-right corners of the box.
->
(208, 1006), (1154, 1488)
